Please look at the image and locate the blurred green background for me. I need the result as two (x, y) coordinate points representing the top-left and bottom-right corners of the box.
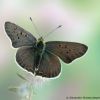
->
(0, 0), (100, 100)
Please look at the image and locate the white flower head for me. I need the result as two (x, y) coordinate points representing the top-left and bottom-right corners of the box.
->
(18, 83), (30, 99)
(9, 72), (50, 100)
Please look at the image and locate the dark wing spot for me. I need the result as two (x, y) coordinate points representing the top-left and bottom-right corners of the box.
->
(59, 44), (61, 47)
(25, 34), (28, 37)
(65, 45), (67, 48)
(20, 32), (22, 35)
(66, 51), (69, 54)
(18, 37), (20, 39)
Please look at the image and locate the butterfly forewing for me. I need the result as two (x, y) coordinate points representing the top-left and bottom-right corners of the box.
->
(36, 50), (61, 78)
(16, 46), (35, 72)
(5, 22), (36, 48)
(46, 41), (88, 63)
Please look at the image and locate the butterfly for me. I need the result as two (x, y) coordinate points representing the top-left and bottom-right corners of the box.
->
(5, 20), (88, 78)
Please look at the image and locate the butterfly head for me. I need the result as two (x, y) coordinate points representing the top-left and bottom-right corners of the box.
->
(38, 37), (44, 42)
(37, 37), (44, 49)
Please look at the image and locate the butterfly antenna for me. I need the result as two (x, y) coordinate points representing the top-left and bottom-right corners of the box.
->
(43, 25), (62, 39)
(30, 17), (41, 37)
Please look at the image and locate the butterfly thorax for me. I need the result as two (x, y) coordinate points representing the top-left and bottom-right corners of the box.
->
(34, 37), (45, 69)
(36, 37), (44, 51)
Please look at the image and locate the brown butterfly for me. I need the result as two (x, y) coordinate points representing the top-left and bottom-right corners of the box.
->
(5, 19), (88, 78)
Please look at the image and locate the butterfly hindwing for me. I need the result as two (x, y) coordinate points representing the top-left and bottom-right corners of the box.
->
(16, 46), (35, 72)
(46, 41), (88, 63)
(5, 22), (36, 48)
(36, 50), (61, 78)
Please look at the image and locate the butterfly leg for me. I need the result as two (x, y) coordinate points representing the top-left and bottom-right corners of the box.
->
(34, 68), (38, 76)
